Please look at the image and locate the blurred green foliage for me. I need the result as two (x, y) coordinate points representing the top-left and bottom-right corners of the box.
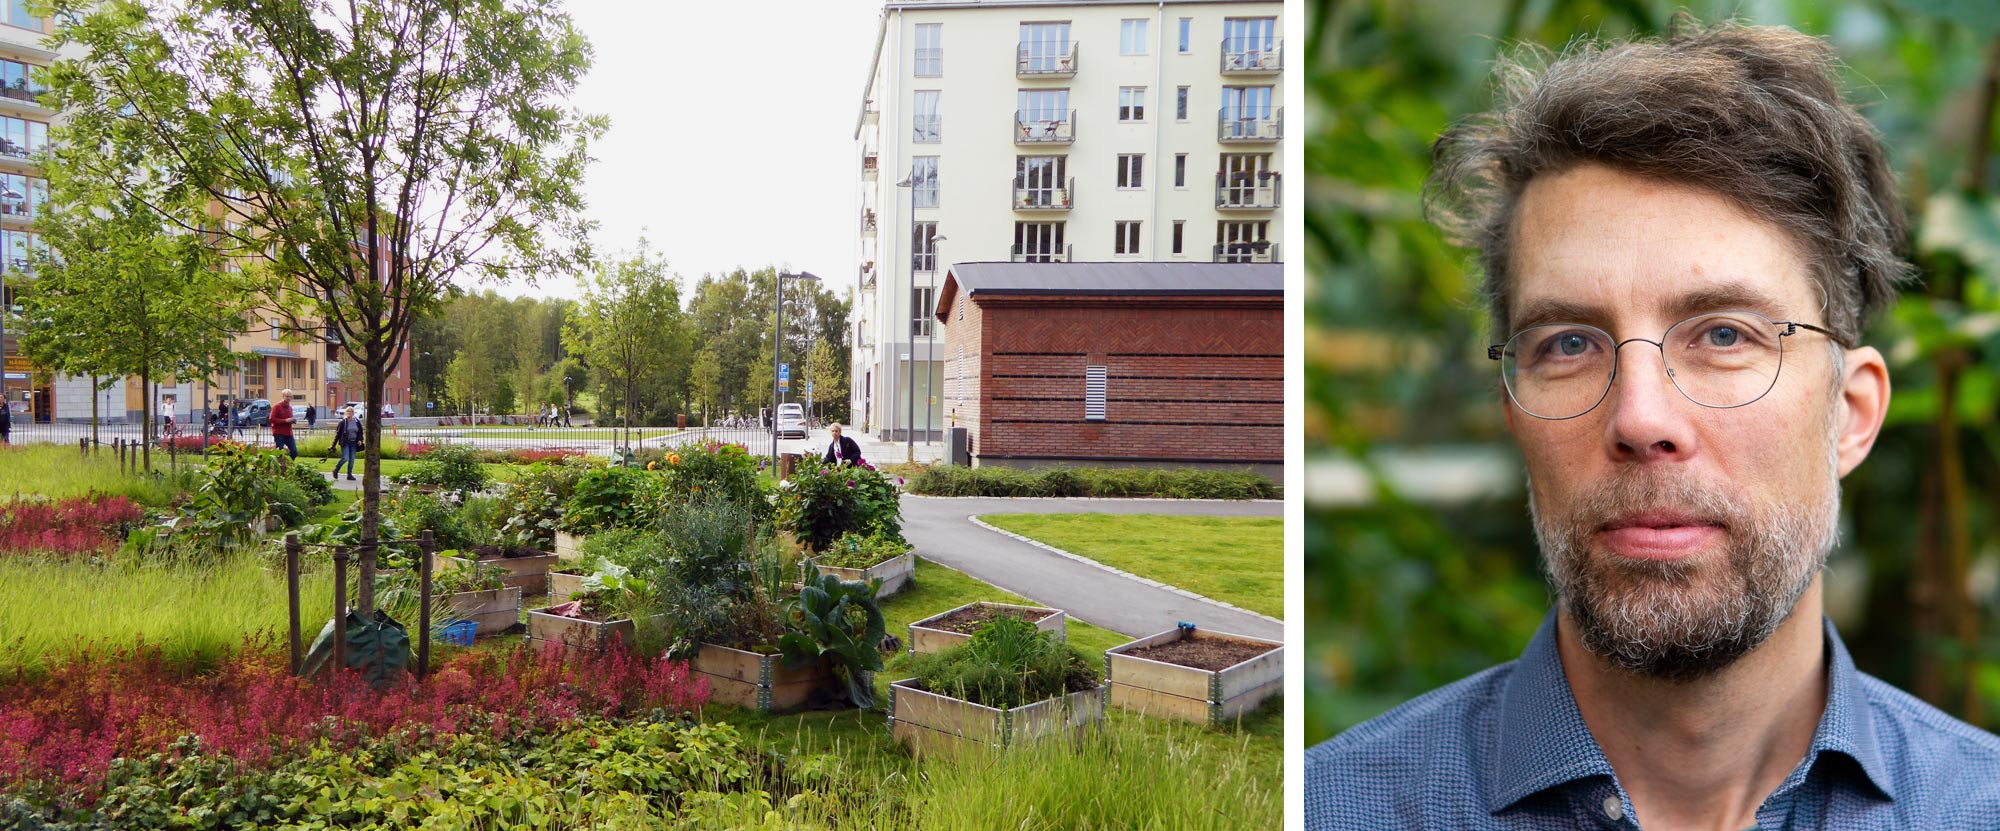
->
(1307, 0), (2000, 745)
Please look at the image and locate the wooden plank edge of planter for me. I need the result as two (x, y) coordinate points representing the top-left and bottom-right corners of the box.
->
(554, 531), (588, 561)
(691, 643), (833, 712)
(445, 586), (522, 637)
(806, 552), (916, 599)
(907, 601), (1068, 656)
(887, 680), (1103, 749)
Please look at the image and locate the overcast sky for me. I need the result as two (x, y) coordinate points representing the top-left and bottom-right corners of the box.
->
(483, 1), (882, 301)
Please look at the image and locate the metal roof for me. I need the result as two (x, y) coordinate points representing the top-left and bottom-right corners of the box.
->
(944, 261), (1283, 297)
(250, 346), (302, 359)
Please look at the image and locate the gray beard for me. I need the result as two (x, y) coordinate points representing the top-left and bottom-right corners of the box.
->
(1529, 465), (1840, 682)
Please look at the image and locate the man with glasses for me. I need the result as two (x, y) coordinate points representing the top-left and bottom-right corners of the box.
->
(1306, 21), (2000, 830)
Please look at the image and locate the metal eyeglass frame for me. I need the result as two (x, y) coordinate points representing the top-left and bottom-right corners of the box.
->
(1486, 310), (1847, 420)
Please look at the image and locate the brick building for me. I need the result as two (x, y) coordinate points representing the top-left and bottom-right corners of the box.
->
(935, 261), (1279, 476)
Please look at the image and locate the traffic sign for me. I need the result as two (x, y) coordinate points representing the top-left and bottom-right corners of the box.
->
(779, 363), (790, 390)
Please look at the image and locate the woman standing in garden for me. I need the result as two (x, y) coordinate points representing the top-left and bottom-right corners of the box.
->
(332, 406), (362, 481)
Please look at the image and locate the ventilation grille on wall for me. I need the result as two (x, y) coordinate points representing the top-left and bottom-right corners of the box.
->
(1084, 365), (1107, 421)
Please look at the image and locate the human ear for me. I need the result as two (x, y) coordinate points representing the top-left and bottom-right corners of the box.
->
(1834, 346), (1889, 478)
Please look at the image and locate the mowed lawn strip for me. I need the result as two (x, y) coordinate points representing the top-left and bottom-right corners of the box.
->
(976, 513), (1282, 620)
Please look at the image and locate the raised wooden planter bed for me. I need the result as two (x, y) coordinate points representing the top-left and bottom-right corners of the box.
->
(1104, 628), (1282, 726)
(888, 679), (1105, 756)
(524, 609), (665, 651)
(445, 586), (522, 637)
(554, 531), (587, 561)
(689, 643), (836, 712)
(547, 570), (587, 605)
(433, 550), (559, 597)
(908, 601), (1066, 656)
(805, 551), (915, 598)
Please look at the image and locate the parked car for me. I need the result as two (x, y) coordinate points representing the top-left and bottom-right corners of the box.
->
(235, 399), (272, 427)
(776, 408), (808, 440)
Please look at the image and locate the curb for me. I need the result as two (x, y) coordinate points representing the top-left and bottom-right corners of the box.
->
(965, 516), (1284, 628)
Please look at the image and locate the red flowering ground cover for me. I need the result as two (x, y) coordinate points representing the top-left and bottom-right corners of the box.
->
(0, 495), (145, 557)
(401, 442), (435, 456)
(0, 637), (709, 801)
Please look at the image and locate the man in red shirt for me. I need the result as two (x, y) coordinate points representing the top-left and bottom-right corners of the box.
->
(271, 388), (297, 459)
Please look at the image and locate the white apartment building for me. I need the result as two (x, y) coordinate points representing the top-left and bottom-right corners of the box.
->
(851, 0), (1283, 440)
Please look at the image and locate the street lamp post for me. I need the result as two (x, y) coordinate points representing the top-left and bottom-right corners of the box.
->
(772, 271), (819, 473)
(926, 235), (945, 448)
(894, 172), (915, 455)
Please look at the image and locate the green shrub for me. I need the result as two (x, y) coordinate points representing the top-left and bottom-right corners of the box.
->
(577, 526), (658, 568)
(561, 466), (663, 534)
(498, 458), (594, 547)
(655, 440), (769, 519)
(389, 442), (488, 498)
(813, 530), (911, 570)
(904, 615), (1100, 710)
(905, 465), (1280, 499)
(384, 487), (470, 549)
(280, 458), (334, 507)
(454, 495), (506, 548)
(779, 570), (888, 709)
(777, 459), (903, 552)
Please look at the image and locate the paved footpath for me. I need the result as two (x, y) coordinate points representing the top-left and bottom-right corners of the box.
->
(899, 495), (1282, 642)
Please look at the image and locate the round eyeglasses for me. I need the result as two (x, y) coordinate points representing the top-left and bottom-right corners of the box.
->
(1487, 310), (1845, 420)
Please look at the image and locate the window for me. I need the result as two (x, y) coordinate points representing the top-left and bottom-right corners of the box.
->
(1176, 86), (1189, 121)
(1114, 221), (1141, 255)
(1223, 17), (1278, 63)
(1017, 88), (1070, 125)
(275, 360), (284, 380)
(1116, 154), (1143, 189)
(1221, 152), (1275, 206)
(1015, 156), (1068, 207)
(1120, 19), (1147, 55)
(1013, 222), (1066, 262)
(310, 362), (316, 380)
(912, 221), (938, 273)
(1178, 18), (1192, 53)
(1019, 22), (1072, 72)
(0, 116), (47, 159)
(912, 286), (934, 337)
(1217, 220), (1271, 262)
(1085, 365), (1107, 421)
(1174, 154), (1187, 188)
(911, 156), (939, 208)
(1118, 86), (1146, 122)
(913, 90), (941, 143)
(914, 23), (942, 76)
(0, 58), (45, 103)
(0, 173), (44, 219)
(1173, 221), (1185, 255)
(3, 0), (39, 31)
(1222, 86), (1276, 130)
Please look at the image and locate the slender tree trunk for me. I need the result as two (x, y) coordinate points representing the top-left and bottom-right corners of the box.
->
(357, 346), (386, 615)
(140, 369), (152, 472)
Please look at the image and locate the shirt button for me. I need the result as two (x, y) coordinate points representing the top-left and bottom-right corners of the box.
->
(1602, 796), (1624, 821)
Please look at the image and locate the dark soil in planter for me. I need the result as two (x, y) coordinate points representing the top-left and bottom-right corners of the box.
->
(927, 605), (1057, 635)
(1126, 638), (1277, 672)
(469, 544), (547, 560)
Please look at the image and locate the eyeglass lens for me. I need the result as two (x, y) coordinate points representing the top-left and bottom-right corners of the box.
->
(1500, 312), (1786, 419)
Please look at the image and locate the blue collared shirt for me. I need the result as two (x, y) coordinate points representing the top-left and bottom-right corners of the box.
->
(1304, 612), (2000, 829)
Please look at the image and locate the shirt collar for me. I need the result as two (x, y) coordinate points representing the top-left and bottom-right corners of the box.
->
(1483, 610), (1894, 815)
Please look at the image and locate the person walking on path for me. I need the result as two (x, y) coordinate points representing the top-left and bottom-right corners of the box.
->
(0, 399), (10, 445)
(822, 422), (864, 467)
(270, 390), (298, 459)
(561, 404), (572, 428)
(304, 404), (317, 431)
(332, 406), (362, 480)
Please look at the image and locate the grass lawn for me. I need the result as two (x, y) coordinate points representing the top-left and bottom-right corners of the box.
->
(978, 513), (1283, 619)
(0, 444), (197, 505)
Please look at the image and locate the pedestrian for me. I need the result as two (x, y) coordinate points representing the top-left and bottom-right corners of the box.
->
(305, 403), (317, 431)
(0, 398), (11, 445)
(331, 406), (362, 480)
(270, 389), (298, 459)
(561, 404), (572, 428)
(822, 422), (863, 467)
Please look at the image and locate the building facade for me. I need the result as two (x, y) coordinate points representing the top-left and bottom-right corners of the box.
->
(937, 261), (1280, 475)
(0, 8), (68, 424)
(852, 0), (1283, 440)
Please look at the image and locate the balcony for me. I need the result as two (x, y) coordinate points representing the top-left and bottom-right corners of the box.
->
(1017, 42), (1077, 78)
(1014, 110), (1075, 145)
(1213, 241), (1279, 264)
(1010, 243), (1071, 263)
(1218, 107), (1283, 143)
(859, 261), (876, 289)
(860, 209), (877, 235)
(861, 150), (879, 180)
(1012, 176), (1074, 211)
(1220, 38), (1282, 74)
(1215, 171), (1280, 210)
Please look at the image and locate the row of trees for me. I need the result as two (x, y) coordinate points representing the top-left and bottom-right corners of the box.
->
(408, 254), (852, 429)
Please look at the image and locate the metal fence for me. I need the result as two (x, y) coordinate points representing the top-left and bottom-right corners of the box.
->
(1, 418), (792, 463)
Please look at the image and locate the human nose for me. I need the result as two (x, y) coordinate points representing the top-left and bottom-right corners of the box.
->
(1601, 339), (1698, 463)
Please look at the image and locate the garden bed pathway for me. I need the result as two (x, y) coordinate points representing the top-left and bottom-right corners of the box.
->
(899, 495), (1282, 641)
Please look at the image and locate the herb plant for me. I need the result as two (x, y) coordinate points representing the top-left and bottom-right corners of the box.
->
(904, 615), (1101, 710)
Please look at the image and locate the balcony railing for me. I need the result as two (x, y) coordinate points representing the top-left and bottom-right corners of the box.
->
(1017, 41), (1077, 78)
(1010, 243), (1071, 263)
(860, 209), (877, 235)
(1213, 241), (1279, 264)
(1218, 107), (1283, 142)
(1220, 37), (1282, 74)
(1012, 176), (1074, 211)
(913, 114), (942, 143)
(859, 262), (876, 289)
(0, 83), (45, 106)
(1014, 110), (1075, 144)
(861, 151), (879, 179)
(1215, 171), (1280, 210)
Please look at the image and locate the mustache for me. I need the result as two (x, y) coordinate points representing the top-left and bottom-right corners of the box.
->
(1555, 468), (1744, 536)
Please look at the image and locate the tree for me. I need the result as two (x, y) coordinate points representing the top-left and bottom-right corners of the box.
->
(21, 115), (249, 472)
(563, 241), (687, 449)
(45, 0), (602, 613)
(690, 345), (723, 425)
(807, 338), (848, 424)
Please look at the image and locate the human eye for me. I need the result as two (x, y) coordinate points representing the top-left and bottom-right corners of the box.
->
(1678, 314), (1772, 352)
(1516, 326), (1603, 372)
